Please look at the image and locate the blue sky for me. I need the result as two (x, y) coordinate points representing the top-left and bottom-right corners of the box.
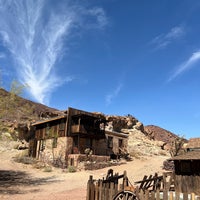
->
(0, 0), (200, 139)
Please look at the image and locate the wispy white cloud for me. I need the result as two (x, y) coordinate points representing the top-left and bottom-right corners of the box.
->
(105, 83), (123, 106)
(0, 0), (108, 104)
(168, 50), (200, 81)
(87, 7), (108, 29)
(151, 26), (185, 49)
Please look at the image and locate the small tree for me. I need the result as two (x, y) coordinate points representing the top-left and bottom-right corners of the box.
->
(0, 80), (37, 128)
(169, 136), (185, 157)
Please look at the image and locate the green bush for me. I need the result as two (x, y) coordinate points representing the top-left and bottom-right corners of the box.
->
(43, 166), (53, 172)
(67, 165), (76, 173)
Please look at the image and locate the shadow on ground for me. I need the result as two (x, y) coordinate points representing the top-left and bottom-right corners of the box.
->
(0, 170), (61, 195)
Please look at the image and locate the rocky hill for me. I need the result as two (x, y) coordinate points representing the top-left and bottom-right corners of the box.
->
(0, 88), (62, 121)
(144, 125), (178, 143)
(0, 88), (63, 140)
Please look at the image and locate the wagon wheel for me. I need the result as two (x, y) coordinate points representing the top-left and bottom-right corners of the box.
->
(113, 190), (138, 200)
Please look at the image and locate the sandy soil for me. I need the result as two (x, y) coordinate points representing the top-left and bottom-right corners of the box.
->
(0, 148), (169, 200)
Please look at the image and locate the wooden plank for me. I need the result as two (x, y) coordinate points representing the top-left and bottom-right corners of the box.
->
(109, 182), (115, 200)
(95, 182), (99, 200)
(99, 180), (103, 200)
(175, 191), (180, 200)
(163, 189), (168, 200)
(143, 175), (153, 189)
(86, 175), (93, 200)
(183, 193), (188, 200)
(191, 193), (195, 200)
(139, 175), (148, 190)
(156, 189), (160, 200)
(151, 191), (155, 200)
(169, 192), (174, 200)
(90, 181), (95, 200)
(145, 190), (149, 200)
(135, 175), (163, 184)
(138, 190), (145, 200)
(104, 183), (109, 200)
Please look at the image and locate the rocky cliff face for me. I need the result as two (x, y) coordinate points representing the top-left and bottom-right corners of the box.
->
(105, 114), (144, 132)
(104, 114), (170, 156)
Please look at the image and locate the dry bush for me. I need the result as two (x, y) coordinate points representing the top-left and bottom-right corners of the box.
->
(14, 150), (36, 165)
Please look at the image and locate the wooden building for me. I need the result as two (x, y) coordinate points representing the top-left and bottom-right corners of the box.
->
(171, 150), (200, 195)
(29, 115), (67, 158)
(29, 107), (128, 166)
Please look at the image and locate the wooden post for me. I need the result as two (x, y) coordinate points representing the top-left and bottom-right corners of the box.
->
(122, 170), (128, 189)
(163, 189), (168, 200)
(191, 193), (195, 200)
(151, 191), (155, 200)
(183, 193), (188, 200)
(156, 189), (160, 200)
(145, 190), (149, 200)
(169, 192), (174, 200)
(87, 175), (93, 200)
(109, 182), (115, 200)
(175, 191), (180, 200)
(99, 180), (103, 200)
(95, 181), (99, 200)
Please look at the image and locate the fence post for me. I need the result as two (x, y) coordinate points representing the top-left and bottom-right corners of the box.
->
(183, 193), (188, 200)
(87, 175), (94, 200)
(191, 193), (195, 200)
(156, 189), (160, 200)
(151, 191), (155, 200)
(145, 190), (149, 200)
(169, 191), (174, 200)
(123, 170), (128, 189)
(175, 191), (180, 200)
(95, 181), (99, 200)
(99, 180), (103, 200)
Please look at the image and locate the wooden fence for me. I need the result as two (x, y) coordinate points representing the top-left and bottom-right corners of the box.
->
(86, 170), (131, 200)
(86, 170), (200, 200)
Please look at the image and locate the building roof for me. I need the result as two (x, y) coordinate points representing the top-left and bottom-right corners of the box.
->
(170, 150), (200, 160)
(31, 115), (67, 126)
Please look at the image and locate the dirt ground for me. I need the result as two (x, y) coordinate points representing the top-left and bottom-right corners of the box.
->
(0, 148), (169, 200)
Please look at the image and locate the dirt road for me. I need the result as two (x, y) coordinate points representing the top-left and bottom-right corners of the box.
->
(0, 148), (168, 200)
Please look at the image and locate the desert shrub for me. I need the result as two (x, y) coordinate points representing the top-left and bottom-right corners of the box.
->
(43, 165), (53, 172)
(14, 151), (36, 165)
(67, 165), (76, 173)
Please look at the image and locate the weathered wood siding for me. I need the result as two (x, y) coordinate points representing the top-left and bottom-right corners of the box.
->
(174, 175), (200, 195)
